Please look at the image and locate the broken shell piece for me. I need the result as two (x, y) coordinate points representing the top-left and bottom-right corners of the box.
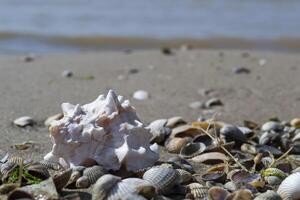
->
(13, 116), (35, 127)
(133, 90), (149, 100)
(44, 90), (159, 171)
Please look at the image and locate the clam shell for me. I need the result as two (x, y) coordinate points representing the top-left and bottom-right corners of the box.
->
(7, 189), (34, 200)
(26, 164), (50, 180)
(220, 124), (247, 145)
(166, 116), (186, 128)
(142, 167), (179, 194)
(207, 186), (229, 200)
(107, 178), (155, 200)
(83, 165), (107, 184)
(230, 170), (261, 185)
(192, 134), (213, 146)
(277, 172), (300, 200)
(254, 190), (282, 200)
(265, 176), (283, 186)
(53, 168), (72, 190)
(187, 183), (208, 199)
(261, 121), (283, 132)
(165, 137), (191, 154)
(175, 169), (192, 184)
(170, 125), (202, 138)
(190, 152), (229, 165)
(201, 171), (227, 184)
(180, 142), (206, 159)
(13, 116), (35, 127)
(92, 174), (121, 200)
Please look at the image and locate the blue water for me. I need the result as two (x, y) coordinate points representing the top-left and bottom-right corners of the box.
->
(1, 0), (300, 53)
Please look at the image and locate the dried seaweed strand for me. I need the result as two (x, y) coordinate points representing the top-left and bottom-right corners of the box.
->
(198, 120), (249, 172)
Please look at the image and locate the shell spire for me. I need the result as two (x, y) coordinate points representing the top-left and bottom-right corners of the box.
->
(44, 90), (159, 171)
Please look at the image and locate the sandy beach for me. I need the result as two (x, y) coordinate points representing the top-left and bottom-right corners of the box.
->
(0, 48), (299, 159)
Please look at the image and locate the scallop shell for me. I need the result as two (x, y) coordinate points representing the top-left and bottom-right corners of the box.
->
(107, 178), (155, 200)
(92, 174), (121, 200)
(277, 172), (300, 200)
(190, 152), (229, 165)
(180, 142), (206, 159)
(83, 165), (107, 184)
(53, 168), (73, 190)
(175, 169), (192, 184)
(166, 116), (186, 128)
(187, 183), (208, 199)
(254, 190), (282, 200)
(26, 164), (50, 180)
(165, 137), (191, 154)
(207, 186), (229, 200)
(142, 167), (179, 195)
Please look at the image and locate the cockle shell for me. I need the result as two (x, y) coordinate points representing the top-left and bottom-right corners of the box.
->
(53, 168), (73, 190)
(76, 165), (107, 188)
(143, 167), (179, 195)
(277, 172), (300, 200)
(44, 90), (159, 171)
(186, 183), (208, 199)
(175, 169), (192, 184)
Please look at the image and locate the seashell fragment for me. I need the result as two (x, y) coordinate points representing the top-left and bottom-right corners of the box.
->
(190, 152), (229, 165)
(44, 90), (159, 171)
(170, 125), (202, 138)
(147, 119), (171, 143)
(220, 124), (247, 145)
(201, 171), (227, 184)
(143, 167), (179, 195)
(180, 142), (206, 158)
(133, 90), (149, 100)
(26, 164), (50, 180)
(261, 121), (284, 132)
(92, 174), (121, 200)
(13, 116), (35, 127)
(166, 116), (186, 128)
(277, 172), (300, 200)
(187, 183), (208, 199)
(38, 160), (62, 171)
(175, 169), (192, 184)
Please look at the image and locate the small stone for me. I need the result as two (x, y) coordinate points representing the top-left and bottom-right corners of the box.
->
(133, 90), (149, 100)
(62, 70), (73, 78)
(205, 98), (223, 108)
(259, 59), (267, 66)
(13, 116), (35, 127)
(128, 68), (139, 74)
(24, 55), (35, 62)
(291, 118), (300, 128)
(232, 67), (251, 74)
(161, 47), (173, 55)
(189, 101), (205, 109)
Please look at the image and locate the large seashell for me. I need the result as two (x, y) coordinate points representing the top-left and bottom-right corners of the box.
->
(186, 183), (208, 199)
(190, 152), (229, 164)
(53, 168), (72, 190)
(26, 164), (50, 180)
(180, 142), (206, 159)
(44, 90), (159, 171)
(207, 186), (229, 200)
(76, 165), (107, 188)
(143, 167), (179, 194)
(166, 116), (186, 128)
(92, 174), (121, 200)
(277, 172), (300, 200)
(13, 116), (35, 127)
(175, 169), (192, 184)
(170, 125), (202, 138)
(261, 121), (284, 132)
(147, 119), (171, 143)
(165, 137), (191, 154)
(254, 190), (282, 200)
(220, 124), (247, 145)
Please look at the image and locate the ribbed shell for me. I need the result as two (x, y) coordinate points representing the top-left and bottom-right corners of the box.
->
(7, 156), (23, 165)
(277, 172), (300, 200)
(187, 183), (208, 199)
(142, 167), (179, 194)
(92, 174), (121, 200)
(38, 160), (62, 171)
(175, 169), (192, 184)
(27, 164), (50, 180)
(83, 165), (107, 184)
(107, 178), (155, 200)
(53, 168), (73, 190)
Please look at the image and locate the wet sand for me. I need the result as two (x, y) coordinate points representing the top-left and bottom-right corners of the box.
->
(0, 49), (299, 159)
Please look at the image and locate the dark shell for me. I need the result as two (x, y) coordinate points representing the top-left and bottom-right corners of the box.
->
(207, 186), (229, 200)
(53, 168), (73, 190)
(192, 134), (213, 146)
(220, 124), (247, 145)
(201, 171), (227, 184)
(230, 170), (261, 185)
(26, 164), (50, 180)
(180, 142), (206, 159)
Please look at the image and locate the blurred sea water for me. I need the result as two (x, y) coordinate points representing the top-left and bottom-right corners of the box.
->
(1, 0), (300, 53)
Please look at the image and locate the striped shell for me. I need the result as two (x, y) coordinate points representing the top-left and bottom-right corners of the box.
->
(7, 156), (23, 165)
(107, 178), (155, 200)
(82, 165), (107, 184)
(38, 160), (62, 171)
(187, 183), (208, 199)
(175, 169), (192, 184)
(26, 164), (50, 180)
(53, 168), (73, 190)
(143, 167), (179, 194)
(92, 174), (121, 200)
(277, 172), (300, 200)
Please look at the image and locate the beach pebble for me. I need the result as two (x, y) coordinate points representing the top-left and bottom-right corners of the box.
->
(205, 98), (223, 108)
(161, 47), (173, 55)
(189, 101), (205, 109)
(24, 55), (35, 62)
(259, 59), (267, 66)
(232, 67), (251, 74)
(128, 68), (139, 74)
(13, 116), (35, 127)
(133, 90), (149, 100)
(62, 70), (73, 78)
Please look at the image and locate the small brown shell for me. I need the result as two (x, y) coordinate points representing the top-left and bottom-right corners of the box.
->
(208, 186), (229, 200)
(53, 168), (73, 190)
(165, 137), (191, 154)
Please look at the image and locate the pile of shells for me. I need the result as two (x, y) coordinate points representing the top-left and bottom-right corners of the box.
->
(1, 117), (300, 199)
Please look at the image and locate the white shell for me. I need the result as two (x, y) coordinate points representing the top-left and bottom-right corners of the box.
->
(44, 90), (159, 171)
(277, 172), (300, 200)
(13, 116), (34, 127)
(133, 90), (149, 100)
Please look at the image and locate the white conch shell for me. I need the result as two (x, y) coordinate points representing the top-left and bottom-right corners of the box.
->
(277, 172), (300, 200)
(44, 90), (159, 171)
